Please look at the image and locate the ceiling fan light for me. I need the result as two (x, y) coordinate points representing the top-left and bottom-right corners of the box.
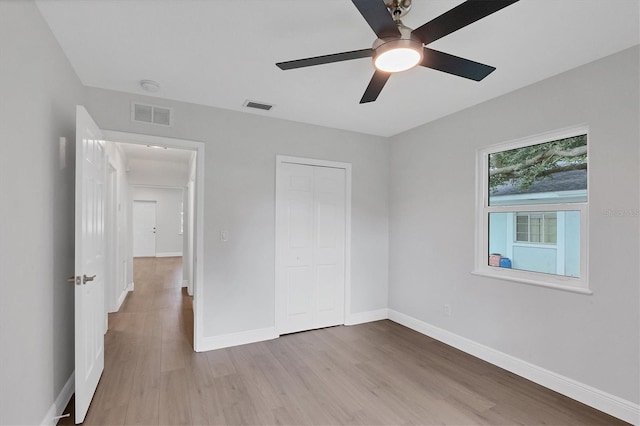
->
(375, 48), (421, 72)
(373, 39), (423, 73)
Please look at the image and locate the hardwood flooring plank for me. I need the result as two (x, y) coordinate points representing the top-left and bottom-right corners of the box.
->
(124, 391), (160, 425)
(206, 348), (237, 378)
(183, 350), (216, 424)
(83, 403), (127, 426)
(161, 340), (187, 372)
(128, 339), (162, 400)
(158, 368), (192, 425)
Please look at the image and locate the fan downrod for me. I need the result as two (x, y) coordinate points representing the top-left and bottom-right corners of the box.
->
(385, 0), (412, 19)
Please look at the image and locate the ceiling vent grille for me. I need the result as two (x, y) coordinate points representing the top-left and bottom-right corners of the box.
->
(132, 102), (173, 126)
(243, 100), (274, 111)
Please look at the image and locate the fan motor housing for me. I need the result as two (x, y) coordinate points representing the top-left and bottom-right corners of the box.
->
(385, 0), (412, 18)
(372, 21), (419, 49)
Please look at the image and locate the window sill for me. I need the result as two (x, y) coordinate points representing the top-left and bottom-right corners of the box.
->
(471, 269), (593, 295)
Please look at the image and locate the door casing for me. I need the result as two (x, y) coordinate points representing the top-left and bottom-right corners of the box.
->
(102, 130), (206, 351)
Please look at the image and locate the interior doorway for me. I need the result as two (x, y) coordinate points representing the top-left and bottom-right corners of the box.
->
(102, 131), (205, 350)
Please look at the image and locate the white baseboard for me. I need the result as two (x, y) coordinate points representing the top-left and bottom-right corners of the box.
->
(388, 309), (640, 425)
(41, 371), (74, 426)
(194, 308), (388, 352)
(345, 308), (389, 326)
(116, 287), (129, 311)
(196, 327), (278, 352)
(128, 281), (134, 292)
(156, 252), (183, 258)
(182, 279), (188, 288)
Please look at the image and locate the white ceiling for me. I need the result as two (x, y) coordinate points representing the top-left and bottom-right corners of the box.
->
(117, 142), (192, 163)
(37, 0), (639, 137)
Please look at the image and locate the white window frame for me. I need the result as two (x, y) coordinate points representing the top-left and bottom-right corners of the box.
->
(473, 125), (591, 295)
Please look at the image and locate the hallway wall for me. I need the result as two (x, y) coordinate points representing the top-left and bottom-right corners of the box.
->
(0, 2), (85, 424)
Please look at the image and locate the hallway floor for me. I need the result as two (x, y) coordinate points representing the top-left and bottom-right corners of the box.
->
(61, 257), (625, 425)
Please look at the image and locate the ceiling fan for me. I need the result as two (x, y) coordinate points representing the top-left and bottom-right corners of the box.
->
(276, 0), (519, 104)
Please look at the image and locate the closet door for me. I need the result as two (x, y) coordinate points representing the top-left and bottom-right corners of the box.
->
(276, 162), (346, 335)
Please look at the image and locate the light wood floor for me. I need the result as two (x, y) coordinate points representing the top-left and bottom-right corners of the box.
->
(61, 257), (626, 425)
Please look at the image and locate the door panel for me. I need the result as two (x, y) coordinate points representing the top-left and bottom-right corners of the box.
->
(288, 199), (312, 249)
(74, 106), (106, 423)
(133, 200), (157, 257)
(276, 162), (346, 335)
(317, 203), (337, 248)
(287, 266), (313, 318)
(313, 166), (345, 327)
(316, 264), (337, 312)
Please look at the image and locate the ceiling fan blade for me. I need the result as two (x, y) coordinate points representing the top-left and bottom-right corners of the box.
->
(352, 0), (401, 39)
(360, 71), (391, 104)
(412, 0), (519, 45)
(276, 48), (373, 70)
(420, 47), (495, 81)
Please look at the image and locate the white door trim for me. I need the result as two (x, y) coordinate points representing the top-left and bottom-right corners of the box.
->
(105, 161), (118, 317)
(102, 130), (205, 351)
(275, 155), (352, 333)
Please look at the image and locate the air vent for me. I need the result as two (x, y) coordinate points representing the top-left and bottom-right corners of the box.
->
(243, 100), (274, 111)
(132, 102), (173, 126)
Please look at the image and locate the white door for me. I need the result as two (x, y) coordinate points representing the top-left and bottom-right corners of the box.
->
(74, 106), (106, 423)
(133, 200), (156, 257)
(276, 162), (346, 335)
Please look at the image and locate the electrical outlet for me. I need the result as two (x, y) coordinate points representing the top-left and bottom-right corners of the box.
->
(444, 304), (452, 316)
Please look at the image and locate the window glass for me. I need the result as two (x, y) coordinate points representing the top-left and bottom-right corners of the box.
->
(488, 211), (581, 277)
(488, 135), (587, 207)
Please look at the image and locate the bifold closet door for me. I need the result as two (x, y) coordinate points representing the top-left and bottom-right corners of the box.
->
(276, 162), (346, 335)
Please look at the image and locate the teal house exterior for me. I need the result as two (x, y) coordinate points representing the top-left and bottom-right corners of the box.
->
(488, 170), (586, 277)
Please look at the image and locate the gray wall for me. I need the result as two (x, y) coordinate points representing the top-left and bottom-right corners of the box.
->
(0, 2), (84, 424)
(84, 87), (390, 337)
(389, 46), (639, 403)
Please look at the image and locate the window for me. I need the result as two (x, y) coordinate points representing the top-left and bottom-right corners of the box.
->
(515, 212), (556, 244)
(475, 126), (590, 293)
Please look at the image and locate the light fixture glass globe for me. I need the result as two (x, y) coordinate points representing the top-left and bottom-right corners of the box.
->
(373, 38), (423, 73)
(374, 48), (421, 72)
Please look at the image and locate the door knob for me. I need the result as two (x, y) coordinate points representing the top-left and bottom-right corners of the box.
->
(83, 274), (96, 284)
